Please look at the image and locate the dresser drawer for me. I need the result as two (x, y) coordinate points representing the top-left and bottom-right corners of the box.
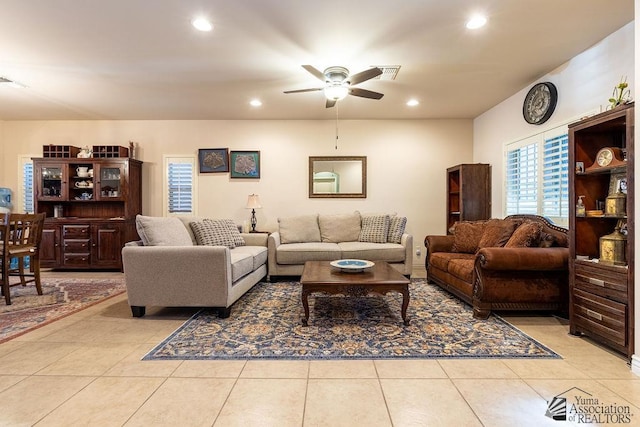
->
(63, 253), (91, 266)
(63, 225), (90, 238)
(574, 263), (627, 302)
(573, 288), (627, 347)
(63, 239), (90, 253)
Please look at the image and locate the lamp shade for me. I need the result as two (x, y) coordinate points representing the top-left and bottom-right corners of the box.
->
(246, 194), (262, 209)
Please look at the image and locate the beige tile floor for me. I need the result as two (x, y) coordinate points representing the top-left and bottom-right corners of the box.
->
(0, 272), (639, 426)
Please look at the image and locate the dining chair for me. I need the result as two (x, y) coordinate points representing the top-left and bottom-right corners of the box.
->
(0, 212), (10, 305)
(1, 212), (46, 305)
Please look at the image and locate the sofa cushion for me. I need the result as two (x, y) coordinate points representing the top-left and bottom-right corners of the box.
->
(430, 252), (475, 272)
(452, 221), (486, 253)
(190, 220), (236, 248)
(387, 216), (407, 244)
(447, 258), (475, 283)
(135, 215), (193, 246)
(229, 251), (254, 282)
(278, 215), (321, 243)
(505, 221), (543, 247)
(231, 245), (268, 271)
(318, 212), (361, 243)
(477, 219), (518, 248)
(359, 214), (390, 244)
(338, 241), (406, 262)
(276, 242), (341, 264)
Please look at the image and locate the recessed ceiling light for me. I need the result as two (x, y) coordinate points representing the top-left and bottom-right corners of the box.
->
(407, 99), (420, 107)
(250, 99), (262, 107)
(466, 15), (487, 30)
(192, 17), (213, 32)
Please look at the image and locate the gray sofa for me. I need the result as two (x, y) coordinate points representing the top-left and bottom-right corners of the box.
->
(267, 212), (413, 278)
(121, 215), (267, 318)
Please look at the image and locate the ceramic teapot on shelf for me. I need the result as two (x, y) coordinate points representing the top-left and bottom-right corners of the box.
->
(77, 146), (92, 158)
(76, 166), (89, 177)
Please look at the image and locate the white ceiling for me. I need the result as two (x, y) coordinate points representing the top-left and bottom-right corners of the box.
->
(0, 0), (634, 121)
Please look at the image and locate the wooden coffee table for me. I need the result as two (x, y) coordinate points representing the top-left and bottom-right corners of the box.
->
(300, 260), (411, 326)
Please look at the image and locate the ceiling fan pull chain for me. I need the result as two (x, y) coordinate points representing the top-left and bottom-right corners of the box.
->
(335, 103), (339, 150)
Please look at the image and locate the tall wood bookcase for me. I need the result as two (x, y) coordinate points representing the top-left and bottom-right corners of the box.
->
(568, 103), (634, 359)
(446, 164), (491, 232)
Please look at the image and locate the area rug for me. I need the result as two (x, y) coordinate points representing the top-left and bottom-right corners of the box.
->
(0, 277), (126, 343)
(144, 279), (560, 360)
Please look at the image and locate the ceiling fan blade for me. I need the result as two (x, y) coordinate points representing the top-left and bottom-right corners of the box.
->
(326, 99), (337, 108)
(348, 67), (382, 85)
(302, 65), (327, 82)
(284, 88), (323, 94)
(349, 87), (384, 100)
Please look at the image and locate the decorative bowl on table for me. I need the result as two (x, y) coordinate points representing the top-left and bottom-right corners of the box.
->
(330, 259), (374, 273)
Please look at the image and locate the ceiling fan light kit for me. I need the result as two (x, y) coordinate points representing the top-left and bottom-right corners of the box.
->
(285, 65), (384, 108)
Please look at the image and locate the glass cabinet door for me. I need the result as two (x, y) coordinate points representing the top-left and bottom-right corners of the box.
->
(96, 164), (124, 200)
(39, 166), (65, 200)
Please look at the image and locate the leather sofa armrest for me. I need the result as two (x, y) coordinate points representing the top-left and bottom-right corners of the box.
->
(425, 235), (455, 254)
(476, 247), (568, 271)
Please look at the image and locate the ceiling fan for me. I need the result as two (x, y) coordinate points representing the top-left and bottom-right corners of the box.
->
(284, 65), (384, 108)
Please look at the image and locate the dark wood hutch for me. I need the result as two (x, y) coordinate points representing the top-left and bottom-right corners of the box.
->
(33, 146), (142, 270)
(446, 163), (491, 233)
(568, 103), (634, 359)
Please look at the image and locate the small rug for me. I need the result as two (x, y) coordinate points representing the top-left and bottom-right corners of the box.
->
(0, 277), (126, 343)
(144, 279), (560, 360)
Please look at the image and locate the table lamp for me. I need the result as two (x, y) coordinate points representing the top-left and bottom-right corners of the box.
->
(245, 194), (262, 232)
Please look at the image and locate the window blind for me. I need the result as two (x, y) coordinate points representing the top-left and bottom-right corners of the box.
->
(167, 161), (194, 214)
(22, 161), (34, 213)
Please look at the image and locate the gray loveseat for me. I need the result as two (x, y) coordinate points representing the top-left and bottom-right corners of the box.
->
(122, 215), (267, 318)
(267, 212), (413, 278)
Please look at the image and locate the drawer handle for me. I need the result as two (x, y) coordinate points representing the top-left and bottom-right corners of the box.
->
(587, 277), (605, 287)
(586, 309), (603, 321)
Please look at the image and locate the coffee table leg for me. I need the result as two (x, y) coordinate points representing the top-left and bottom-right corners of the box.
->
(401, 286), (410, 326)
(301, 287), (310, 326)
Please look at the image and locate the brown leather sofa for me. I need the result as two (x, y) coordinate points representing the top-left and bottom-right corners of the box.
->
(425, 214), (569, 319)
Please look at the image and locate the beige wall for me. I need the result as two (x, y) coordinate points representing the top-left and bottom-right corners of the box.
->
(0, 118), (473, 273)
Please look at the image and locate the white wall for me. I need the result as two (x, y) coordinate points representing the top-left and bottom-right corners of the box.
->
(0, 118), (473, 274)
(474, 22), (635, 218)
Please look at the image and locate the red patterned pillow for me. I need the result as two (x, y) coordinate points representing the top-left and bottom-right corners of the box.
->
(505, 221), (543, 247)
(452, 221), (486, 253)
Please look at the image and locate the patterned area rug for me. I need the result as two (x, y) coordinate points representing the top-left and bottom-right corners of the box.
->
(0, 277), (126, 343)
(144, 279), (560, 360)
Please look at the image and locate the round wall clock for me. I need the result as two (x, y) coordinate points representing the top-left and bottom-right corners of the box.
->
(522, 82), (558, 125)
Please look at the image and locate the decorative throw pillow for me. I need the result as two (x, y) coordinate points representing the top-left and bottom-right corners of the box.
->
(387, 216), (407, 244)
(452, 221), (486, 253)
(359, 214), (391, 244)
(538, 232), (557, 248)
(505, 221), (543, 247)
(318, 212), (361, 243)
(135, 215), (193, 246)
(190, 220), (236, 248)
(477, 219), (518, 249)
(278, 215), (321, 243)
(219, 219), (245, 247)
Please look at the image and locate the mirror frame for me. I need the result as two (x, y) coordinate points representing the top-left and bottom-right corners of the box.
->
(309, 156), (367, 198)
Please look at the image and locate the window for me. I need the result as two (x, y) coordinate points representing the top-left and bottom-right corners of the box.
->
(504, 125), (568, 226)
(164, 156), (196, 215)
(19, 156), (34, 213)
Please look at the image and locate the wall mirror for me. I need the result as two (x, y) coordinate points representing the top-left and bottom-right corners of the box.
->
(309, 156), (367, 198)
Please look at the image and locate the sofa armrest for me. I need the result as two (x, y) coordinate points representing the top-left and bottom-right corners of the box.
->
(424, 235), (455, 254)
(476, 247), (568, 271)
(242, 233), (268, 246)
(122, 245), (233, 306)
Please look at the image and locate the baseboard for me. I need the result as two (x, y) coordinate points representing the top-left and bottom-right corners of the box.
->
(412, 265), (426, 279)
(631, 354), (640, 376)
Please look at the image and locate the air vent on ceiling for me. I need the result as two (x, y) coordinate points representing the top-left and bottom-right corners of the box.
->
(372, 66), (401, 80)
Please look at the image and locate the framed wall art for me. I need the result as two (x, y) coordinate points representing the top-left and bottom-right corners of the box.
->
(198, 148), (229, 173)
(230, 150), (260, 179)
